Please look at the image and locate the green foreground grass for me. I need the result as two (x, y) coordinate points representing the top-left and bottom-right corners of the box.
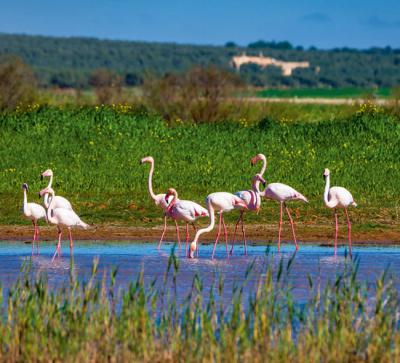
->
(257, 87), (392, 99)
(0, 254), (399, 362)
(0, 105), (399, 229)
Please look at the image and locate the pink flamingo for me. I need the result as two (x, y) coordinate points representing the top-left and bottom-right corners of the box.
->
(251, 153), (308, 251)
(40, 169), (73, 210)
(230, 174), (266, 255)
(164, 188), (209, 255)
(140, 156), (177, 248)
(40, 187), (88, 261)
(323, 168), (357, 256)
(189, 192), (248, 259)
(22, 183), (47, 255)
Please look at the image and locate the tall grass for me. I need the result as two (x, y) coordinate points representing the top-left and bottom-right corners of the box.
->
(0, 253), (399, 362)
(0, 104), (399, 228)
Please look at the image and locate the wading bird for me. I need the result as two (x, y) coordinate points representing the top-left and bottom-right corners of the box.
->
(231, 173), (266, 255)
(164, 188), (209, 256)
(40, 187), (88, 262)
(251, 153), (308, 251)
(22, 183), (47, 255)
(41, 169), (73, 210)
(323, 168), (357, 256)
(189, 192), (248, 259)
(140, 156), (175, 248)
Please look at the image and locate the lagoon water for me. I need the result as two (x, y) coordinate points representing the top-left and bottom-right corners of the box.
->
(1, 241), (399, 306)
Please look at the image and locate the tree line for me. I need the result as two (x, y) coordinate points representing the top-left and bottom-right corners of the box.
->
(0, 33), (400, 89)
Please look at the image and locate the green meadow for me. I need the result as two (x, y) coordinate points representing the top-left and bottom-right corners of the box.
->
(257, 87), (392, 99)
(0, 104), (399, 229)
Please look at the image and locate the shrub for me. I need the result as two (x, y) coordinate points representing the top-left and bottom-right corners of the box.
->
(0, 56), (38, 111)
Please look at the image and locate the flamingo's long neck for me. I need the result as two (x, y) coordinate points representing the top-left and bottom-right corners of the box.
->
(23, 189), (28, 211)
(147, 160), (158, 202)
(324, 175), (335, 208)
(47, 174), (53, 189)
(167, 191), (178, 212)
(46, 191), (57, 224)
(190, 198), (215, 253)
(252, 180), (261, 208)
(258, 155), (267, 176)
(44, 174), (53, 208)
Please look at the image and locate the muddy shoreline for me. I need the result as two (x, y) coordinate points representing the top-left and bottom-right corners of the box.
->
(1, 223), (399, 246)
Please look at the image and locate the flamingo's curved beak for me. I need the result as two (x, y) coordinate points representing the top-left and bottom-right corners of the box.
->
(40, 175), (43, 181)
(38, 193), (41, 199)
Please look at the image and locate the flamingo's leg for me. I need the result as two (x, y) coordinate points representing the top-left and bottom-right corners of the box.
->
(158, 215), (167, 249)
(241, 212), (248, 255)
(31, 220), (36, 256)
(185, 223), (190, 256)
(230, 212), (242, 255)
(344, 208), (352, 257)
(192, 223), (199, 257)
(52, 226), (62, 262)
(285, 205), (299, 250)
(334, 210), (338, 256)
(68, 228), (74, 258)
(222, 214), (229, 258)
(278, 202), (283, 252)
(174, 220), (181, 248)
(211, 212), (222, 260)
(36, 224), (40, 255)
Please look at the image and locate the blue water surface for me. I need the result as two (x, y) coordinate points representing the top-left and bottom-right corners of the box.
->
(0, 241), (399, 307)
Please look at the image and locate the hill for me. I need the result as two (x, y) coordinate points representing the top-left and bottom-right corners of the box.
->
(1, 33), (400, 89)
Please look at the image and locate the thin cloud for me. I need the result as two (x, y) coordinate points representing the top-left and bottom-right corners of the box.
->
(362, 16), (400, 29)
(300, 12), (331, 24)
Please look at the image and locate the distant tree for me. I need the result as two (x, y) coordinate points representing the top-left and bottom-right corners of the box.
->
(0, 56), (38, 111)
(90, 69), (123, 104)
(143, 65), (242, 123)
(225, 41), (238, 48)
(125, 72), (143, 86)
(248, 40), (293, 50)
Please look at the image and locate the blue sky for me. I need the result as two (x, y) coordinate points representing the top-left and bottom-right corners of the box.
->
(1, 0), (400, 48)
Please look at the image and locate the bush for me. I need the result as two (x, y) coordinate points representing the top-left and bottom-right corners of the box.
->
(0, 56), (38, 111)
(143, 65), (242, 123)
(90, 69), (124, 105)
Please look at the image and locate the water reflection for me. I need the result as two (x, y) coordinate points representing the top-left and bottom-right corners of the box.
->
(0, 241), (399, 309)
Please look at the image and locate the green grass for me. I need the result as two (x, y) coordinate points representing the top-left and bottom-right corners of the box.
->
(0, 104), (399, 228)
(0, 253), (399, 362)
(257, 87), (392, 99)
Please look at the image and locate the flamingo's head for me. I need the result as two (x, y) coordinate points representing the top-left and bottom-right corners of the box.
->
(140, 156), (154, 165)
(253, 173), (266, 187)
(323, 168), (330, 179)
(22, 183), (28, 191)
(41, 169), (53, 180)
(39, 186), (54, 198)
(165, 188), (177, 202)
(188, 242), (196, 259)
(251, 153), (266, 166)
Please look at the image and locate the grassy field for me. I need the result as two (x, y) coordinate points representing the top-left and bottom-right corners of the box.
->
(0, 104), (399, 231)
(257, 87), (392, 99)
(0, 254), (399, 362)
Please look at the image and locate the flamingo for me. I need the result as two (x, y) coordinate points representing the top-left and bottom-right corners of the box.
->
(251, 153), (308, 251)
(22, 183), (47, 255)
(39, 187), (88, 261)
(140, 156), (176, 248)
(230, 173), (266, 255)
(40, 169), (73, 210)
(164, 188), (209, 255)
(189, 192), (248, 259)
(323, 168), (357, 256)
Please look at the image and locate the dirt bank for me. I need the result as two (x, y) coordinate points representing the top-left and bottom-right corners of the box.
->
(1, 223), (399, 246)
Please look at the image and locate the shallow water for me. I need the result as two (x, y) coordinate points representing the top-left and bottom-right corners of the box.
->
(1, 241), (399, 307)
